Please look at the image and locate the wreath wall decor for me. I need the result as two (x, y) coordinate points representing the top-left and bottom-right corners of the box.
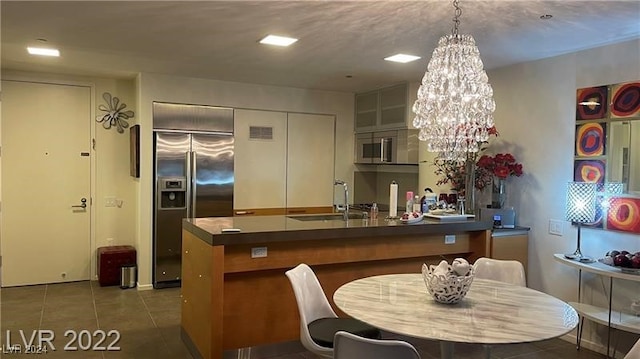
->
(96, 92), (135, 133)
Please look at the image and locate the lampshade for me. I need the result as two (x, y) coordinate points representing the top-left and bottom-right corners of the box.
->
(412, 0), (495, 163)
(604, 181), (624, 195)
(565, 182), (597, 223)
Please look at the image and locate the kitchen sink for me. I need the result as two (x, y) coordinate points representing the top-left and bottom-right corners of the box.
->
(287, 213), (367, 221)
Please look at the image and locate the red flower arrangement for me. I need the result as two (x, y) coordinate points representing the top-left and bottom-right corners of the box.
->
(433, 126), (500, 193)
(476, 153), (524, 190)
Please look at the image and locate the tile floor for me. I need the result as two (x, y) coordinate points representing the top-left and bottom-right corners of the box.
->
(0, 281), (606, 359)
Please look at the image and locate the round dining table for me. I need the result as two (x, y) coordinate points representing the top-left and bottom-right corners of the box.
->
(333, 274), (578, 359)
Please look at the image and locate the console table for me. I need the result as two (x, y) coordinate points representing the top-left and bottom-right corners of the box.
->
(554, 254), (640, 358)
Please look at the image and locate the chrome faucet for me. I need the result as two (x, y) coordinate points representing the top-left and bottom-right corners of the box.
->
(334, 180), (349, 220)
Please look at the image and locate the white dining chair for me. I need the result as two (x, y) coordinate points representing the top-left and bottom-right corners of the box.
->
(285, 263), (380, 358)
(334, 331), (421, 359)
(624, 337), (640, 359)
(473, 257), (527, 287)
(473, 257), (527, 359)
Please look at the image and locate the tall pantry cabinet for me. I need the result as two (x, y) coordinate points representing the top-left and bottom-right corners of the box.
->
(234, 109), (335, 215)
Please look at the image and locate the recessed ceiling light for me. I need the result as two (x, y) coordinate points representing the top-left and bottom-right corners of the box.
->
(27, 47), (60, 57)
(540, 14), (553, 20)
(259, 35), (298, 47)
(384, 54), (421, 63)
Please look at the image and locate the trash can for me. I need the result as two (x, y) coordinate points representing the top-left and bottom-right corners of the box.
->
(120, 265), (137, 289)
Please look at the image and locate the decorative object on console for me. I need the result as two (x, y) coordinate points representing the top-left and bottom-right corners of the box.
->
(412, 0), (495, 163)
(564, 181), (597, 261)
(96, 92), (135, 133)
(421, 259), (474, 304)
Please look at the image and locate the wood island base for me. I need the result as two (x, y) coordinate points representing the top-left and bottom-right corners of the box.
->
(180, 216), (491, 359)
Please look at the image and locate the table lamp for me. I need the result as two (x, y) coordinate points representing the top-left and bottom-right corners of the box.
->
(564, 181), (597, 261)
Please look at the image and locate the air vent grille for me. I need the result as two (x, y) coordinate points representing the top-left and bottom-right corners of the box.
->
(249, 126), (273, 140)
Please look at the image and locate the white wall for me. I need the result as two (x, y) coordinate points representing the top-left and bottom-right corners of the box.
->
(487, 39), (640, 354)
(136, 73), (355, 288)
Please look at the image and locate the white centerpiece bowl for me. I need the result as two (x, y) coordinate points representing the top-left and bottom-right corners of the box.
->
(422, 263), (474, 304)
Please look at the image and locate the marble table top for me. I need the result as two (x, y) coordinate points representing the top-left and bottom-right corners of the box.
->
(333, 274), (578, 345)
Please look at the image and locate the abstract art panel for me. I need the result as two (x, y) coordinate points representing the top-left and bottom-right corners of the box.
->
(576, 86), (608, 120)
(574, 159), (605, 184)
(606, 197), (640, 233)
(610, 81), (640, 118)
(575, 122), (605, 156)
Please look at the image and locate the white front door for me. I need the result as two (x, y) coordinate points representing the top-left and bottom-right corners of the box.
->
(1, 80), (92, 286)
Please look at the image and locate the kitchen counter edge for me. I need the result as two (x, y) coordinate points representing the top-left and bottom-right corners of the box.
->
(183, 215), (492, 246)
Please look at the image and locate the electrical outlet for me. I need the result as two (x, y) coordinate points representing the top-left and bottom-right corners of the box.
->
(251, 247), (268, 258)
(549, 219), (564, 236)
(444, 235), (456, 244)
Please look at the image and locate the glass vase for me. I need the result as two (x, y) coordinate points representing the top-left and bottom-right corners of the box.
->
(491, 177), (507, 208)
(463, 159), (476, 215)
(491, 177), (506, 209)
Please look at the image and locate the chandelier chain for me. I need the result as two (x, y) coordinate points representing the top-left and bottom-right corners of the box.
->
(451, 0), (462, 36)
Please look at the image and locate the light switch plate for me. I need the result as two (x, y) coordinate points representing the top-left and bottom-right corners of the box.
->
(105, 197), (116, 207)
(549, 219), (563, 236)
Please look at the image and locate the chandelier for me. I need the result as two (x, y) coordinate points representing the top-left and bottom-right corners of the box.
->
(412, 0), (495, 163)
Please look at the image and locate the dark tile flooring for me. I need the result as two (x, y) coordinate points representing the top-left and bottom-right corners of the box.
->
(0, 281), (606, 359)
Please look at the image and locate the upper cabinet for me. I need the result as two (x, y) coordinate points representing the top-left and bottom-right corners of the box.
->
(234, 109), (288, 211)
(234, 110), (336, 213)
(355, 83), (416, 132)
(286, 113), (336, 210)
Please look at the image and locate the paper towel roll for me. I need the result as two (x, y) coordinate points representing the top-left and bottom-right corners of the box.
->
(389, 181), (398, 218)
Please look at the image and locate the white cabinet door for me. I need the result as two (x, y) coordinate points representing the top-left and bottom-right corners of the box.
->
(287, 113), (336, 208)
(234, 109), (287, 210)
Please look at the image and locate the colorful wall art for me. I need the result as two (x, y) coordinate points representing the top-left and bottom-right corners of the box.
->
(574, 80), (639, 234)
(574, 159), (605, 184)
(575, 122), (605, 156)
(576, 86), (608, 120)
(606, 197), (640, 233)
(610, 81), (640, 118)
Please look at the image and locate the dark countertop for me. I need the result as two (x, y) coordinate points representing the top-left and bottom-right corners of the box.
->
(492, 226), (531, 237)
(183, 213), (492, 246)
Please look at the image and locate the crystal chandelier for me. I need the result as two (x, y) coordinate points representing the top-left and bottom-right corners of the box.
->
(412, 0), (495, 163)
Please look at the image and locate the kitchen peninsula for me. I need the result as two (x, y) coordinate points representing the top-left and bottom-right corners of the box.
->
(181, 214), (492, 359)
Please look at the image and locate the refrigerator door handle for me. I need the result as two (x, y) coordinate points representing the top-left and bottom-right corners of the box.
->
(185, 151), (193, 218)
(191, 151), (197, 218)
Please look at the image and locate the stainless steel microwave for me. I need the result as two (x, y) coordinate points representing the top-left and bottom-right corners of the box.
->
(355, 129), (418, 164)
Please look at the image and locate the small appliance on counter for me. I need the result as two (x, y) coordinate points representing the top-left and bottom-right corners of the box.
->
(479, 207), (516, 228)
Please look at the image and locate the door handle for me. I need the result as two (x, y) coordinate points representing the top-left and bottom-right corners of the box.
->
(72, 198), (87, 209)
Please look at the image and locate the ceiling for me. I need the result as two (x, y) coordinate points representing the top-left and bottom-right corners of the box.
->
(2, 1), (639, 93)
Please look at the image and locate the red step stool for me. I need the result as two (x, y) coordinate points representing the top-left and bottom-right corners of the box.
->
(97, 245), (136, 286)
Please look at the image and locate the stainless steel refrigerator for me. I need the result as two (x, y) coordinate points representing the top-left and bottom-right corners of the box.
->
(153, 102), (234, 288)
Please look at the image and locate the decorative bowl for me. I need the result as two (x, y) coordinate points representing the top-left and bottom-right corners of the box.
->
(421, 263), (474, 304)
